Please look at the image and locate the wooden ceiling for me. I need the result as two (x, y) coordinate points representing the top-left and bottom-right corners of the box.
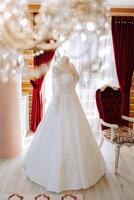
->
(27, 3), (134, 16)
(28, 3), (40, 12)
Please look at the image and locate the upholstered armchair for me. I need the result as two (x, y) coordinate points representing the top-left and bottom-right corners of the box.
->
(96, 85), (134, 173)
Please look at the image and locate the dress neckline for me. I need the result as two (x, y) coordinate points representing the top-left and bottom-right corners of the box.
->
(57, 67), (75, 79)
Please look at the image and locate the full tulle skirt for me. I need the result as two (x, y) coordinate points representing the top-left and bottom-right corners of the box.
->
(23, 92), (106, 193)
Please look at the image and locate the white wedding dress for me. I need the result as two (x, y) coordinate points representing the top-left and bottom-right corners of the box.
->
(23, 64), (106, 193)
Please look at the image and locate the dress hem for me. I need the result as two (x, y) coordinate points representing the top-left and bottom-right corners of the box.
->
(23, 165), (106, 194)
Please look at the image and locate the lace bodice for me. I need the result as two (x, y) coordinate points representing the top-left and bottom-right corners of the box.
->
(52, 66), (79, 94)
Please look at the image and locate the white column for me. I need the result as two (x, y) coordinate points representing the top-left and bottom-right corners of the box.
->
(0, 73), (23, 158)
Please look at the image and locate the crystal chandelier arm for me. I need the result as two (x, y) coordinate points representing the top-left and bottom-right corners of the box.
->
(2, 21), (69, 50)
(36, 41), (60, 51)
(36, 37), (69, 51)
(2, 24), (35, 49)
(0, 0), (108, 81)
(22, 63), (50, 79)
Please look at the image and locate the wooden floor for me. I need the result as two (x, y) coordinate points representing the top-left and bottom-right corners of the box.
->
(0, 138), (134, 200)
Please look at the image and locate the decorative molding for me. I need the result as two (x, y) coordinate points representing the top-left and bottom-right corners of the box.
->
(100, 85), (119, 91)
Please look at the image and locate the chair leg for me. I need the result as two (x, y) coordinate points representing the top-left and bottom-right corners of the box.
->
(114, 145), (120, 174)
(99, 136), (104, 148)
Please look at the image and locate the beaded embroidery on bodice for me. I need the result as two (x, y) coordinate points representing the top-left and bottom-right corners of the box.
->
(52, 66), (79, 94)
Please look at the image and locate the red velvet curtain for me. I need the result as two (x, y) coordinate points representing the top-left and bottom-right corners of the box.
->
(30, 50), (55, 132)
(112, 16), (134, 125)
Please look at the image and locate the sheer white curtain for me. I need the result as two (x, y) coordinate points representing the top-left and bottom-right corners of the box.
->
(43, 28), (118, 137)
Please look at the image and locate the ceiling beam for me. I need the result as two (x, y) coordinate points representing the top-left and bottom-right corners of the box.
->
(109, 7), (134, 16)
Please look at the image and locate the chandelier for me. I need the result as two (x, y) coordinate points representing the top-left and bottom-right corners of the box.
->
(0, 0), (108, 81)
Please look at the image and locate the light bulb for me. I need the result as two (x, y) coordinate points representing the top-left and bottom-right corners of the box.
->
(75, 23), (82, 30)
(19, 18), (28, 27)
(3, 11), (11, 20)
(36, 52), (40, 56)
(40, 50), (44, 54)
(87, 22), (96, 31)
(0, 16), (4, 25)
(12, 7), (20, 16)
(0, 4), (5, 12)
(81, 33), (87, 42)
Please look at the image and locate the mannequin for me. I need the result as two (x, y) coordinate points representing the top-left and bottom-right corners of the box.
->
(23, 53), (106, 193)
(58, 56), (78, 78)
